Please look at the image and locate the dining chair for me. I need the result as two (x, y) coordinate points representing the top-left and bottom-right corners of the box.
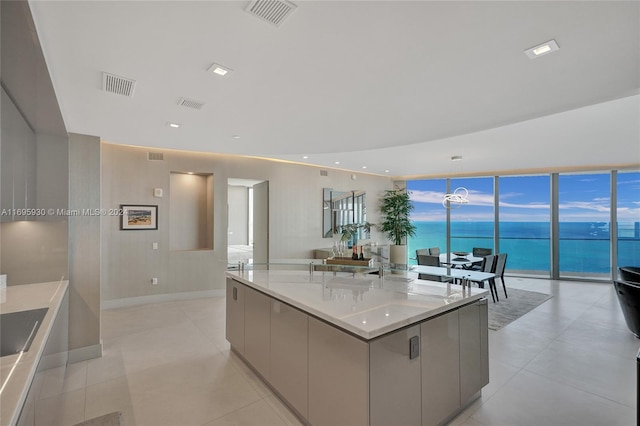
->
(417, 254), (452, 283)
(493, 253), (508, 299)
(428, 247), (441, 256)
(472, 247), (493, 257)
(469, 254), (497, 302)
(415, 249), (429, 258)
(469, 247), (493, 270)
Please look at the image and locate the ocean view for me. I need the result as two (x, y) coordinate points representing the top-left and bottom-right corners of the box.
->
(408, 221), (640, 275)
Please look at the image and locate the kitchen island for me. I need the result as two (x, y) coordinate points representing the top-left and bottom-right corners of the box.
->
(226, 268), (489, 425)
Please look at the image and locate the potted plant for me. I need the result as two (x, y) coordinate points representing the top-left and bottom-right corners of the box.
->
(378, 187), (416, 267)
(337, 222), (373, 246)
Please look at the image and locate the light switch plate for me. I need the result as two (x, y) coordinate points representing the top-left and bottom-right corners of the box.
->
(153, 188), (163, 197)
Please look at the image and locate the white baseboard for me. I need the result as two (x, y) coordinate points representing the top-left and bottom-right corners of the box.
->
(101, 289), (226, 310)
(68, 342), (103, 363)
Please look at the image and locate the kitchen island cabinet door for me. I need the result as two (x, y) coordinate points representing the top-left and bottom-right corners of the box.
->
(270, 300), (308, 418)
(459, 299), (489, 403)
(308, 317), (369, 426)
(421, 309), (460, 426)
(244, 285), (271, 379)
(225, 278), (245, 354)
(370, 325), (421, 426)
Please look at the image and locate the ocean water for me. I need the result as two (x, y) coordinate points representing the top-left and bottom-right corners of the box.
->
(408, 221), (640, 274)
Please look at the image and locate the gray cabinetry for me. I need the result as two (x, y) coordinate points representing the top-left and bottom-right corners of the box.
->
(244, 285), (271, 379)
(270, 300), (309, 418)
(370, 325), (421, 426)
(308, 317), (369, 426)
(421, 309), (461, 426)
(225, 278), (245, 354)
(459, 299), (490, 403)
(1, 87), (37, 222)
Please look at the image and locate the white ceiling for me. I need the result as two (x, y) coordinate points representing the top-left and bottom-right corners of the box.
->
(30, 0), (640, 177)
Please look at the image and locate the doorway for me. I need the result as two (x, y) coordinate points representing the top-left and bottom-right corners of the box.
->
(227, 178), (269, 266)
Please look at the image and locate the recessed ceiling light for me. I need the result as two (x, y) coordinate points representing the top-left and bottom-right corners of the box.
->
(187, 172), (194, 175)
(385, 170), (390, 173)
(335, 161), (340, 165)
(525, 39), (560, 59)
(232, 135), (241, 139)
(302, 156), (308, 159)
(167, 122), (181, 128)
(207, 63), (232, 76)
(362, 166), (367, 169)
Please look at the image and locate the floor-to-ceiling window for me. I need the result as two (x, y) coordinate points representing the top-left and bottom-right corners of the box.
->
(617, 171), (640, 268)
(408, 169), (638, 280)
(407, 179), (447, 264)
(558, 173), (611, 278)
(450, 177), (494, 253)
(498, 175), (550, 275)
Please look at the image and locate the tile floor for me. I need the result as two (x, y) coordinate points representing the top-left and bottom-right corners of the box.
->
(25, 277), (637, 426)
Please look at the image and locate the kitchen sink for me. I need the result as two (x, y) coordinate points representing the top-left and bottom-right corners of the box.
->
(0, 308), (48, 357)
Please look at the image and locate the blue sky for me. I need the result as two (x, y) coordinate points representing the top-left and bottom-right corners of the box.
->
(408, 172), (640, 222)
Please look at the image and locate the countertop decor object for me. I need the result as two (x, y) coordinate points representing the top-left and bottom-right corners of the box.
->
(325, 257), (373, 267)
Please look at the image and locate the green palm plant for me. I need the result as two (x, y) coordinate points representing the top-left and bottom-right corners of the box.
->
(337, 222), (373, 242)
(378, 188), (416, 245)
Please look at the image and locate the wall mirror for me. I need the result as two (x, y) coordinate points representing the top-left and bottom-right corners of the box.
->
(322, 188), (366, 238)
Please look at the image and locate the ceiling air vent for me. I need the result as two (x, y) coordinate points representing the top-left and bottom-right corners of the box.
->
(246, 0), (297, 27)
(147, 152), (164, 161)
(102, 72), (136, 97)
(177, 97), (205, 110)
(320, 170), (328, 176)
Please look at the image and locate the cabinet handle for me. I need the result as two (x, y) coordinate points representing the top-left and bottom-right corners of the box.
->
(233, 287), (238, 301)
(409, 336), (420, 359)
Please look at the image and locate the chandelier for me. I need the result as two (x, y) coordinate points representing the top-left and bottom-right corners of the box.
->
(442, 156), (469, 209)
(442, 187), (469, 209)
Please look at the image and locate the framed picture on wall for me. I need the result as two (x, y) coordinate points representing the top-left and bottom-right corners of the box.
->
(120, 205), (158, 230)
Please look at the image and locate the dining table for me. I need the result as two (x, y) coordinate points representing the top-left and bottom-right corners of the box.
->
(439, 252), (484, 268)
(411, 264), (496, 288)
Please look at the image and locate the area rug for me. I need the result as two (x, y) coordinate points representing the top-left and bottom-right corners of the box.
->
(73, 412), (124, 426)
(488, 288), (552, 331)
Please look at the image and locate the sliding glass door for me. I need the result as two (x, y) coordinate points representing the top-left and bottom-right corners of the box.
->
(617, 171), (640, 269)
(498, 175), (550, 276)
(558, 173), (611, 278)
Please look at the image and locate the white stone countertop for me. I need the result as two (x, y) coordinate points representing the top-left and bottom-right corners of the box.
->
(0, 280), (69, 426)
(226, 269), (489, 340)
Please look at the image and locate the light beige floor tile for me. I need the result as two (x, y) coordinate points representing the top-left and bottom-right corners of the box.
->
(481, 358), (521, 401)
(84, 375), (136, 426)
(203, 399), (287, 426)
(557, 317), (640, 358)
(470, 370), (635, 426)
(130, 372), (263, 426)
(34, 388), (85, 426)
(263, 394), (304, 426)
(175, 296), (226, 323)
(38, 360), (87, 399)
(524, 339), (635, 408)
(224, 350), (273, 398)
(101, 301), (191, 340)
(487, 329), (554, 369)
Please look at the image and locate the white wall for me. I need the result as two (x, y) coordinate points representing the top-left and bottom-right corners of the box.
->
(101, 143), (393, 303)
